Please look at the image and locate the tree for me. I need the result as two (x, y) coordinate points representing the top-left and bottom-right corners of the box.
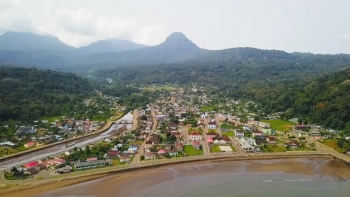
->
(140, 155), (145, 161)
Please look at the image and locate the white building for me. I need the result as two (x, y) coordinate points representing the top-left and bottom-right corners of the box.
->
(234, 130), (245, 137)
(237, 138), (255, 152)
(189, 131), (202, 141)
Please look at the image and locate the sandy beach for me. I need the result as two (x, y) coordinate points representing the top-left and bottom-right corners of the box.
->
(1, 156), (349, 197)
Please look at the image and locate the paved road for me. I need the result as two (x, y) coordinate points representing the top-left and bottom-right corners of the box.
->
(131, 136), (151, 164)
(0, 113), (134, 170)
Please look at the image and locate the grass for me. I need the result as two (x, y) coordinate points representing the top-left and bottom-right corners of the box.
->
(201, 106), (215, 112)
(322, 139), (346, 153)
(0, 147), (19, 157)
(41, 116), (62, 123)
(223, 131), (235, 137)
(184, 145), (203, 156)
(261, 145), (287, 152)
(230, 145), (236, 151)
(261, 119), (296, 132)
(220, 123), (234, 129)
(210, 145), (222, 153)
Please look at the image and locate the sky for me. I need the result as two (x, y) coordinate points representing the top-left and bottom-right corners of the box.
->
(0, 0), (350, 54)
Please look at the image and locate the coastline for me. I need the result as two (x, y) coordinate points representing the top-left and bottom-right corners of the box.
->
(0, 153), (343, 197)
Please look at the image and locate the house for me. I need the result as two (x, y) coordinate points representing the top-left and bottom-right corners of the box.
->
(206, 131), (219, 138)
(107, 150), (119, 159)
(262, 128), (276, 135)
(148, 136), (161, 144)
(309, 131), (321, 136)
(171, 131), (182, 139)
(145, 152), (156, 160)
(168, 150), (178, 157)
(168, 122), (177, 130)
(234, 129), (245, 137)
(208, 120), (217, 129)
(266, 137), (277, 145)
(207, 137), (213, 143)
(252, 130), (263, 138)
(15, 126), (37, 135)
(189, 131), (202, 141)
(24, 141), (36, 148)
(237, 138), (255, 152)
(74, 160), (111, 171)
(120, 155), (131, 163)
(158, 149), (166, 154)
(26, 167), (41, 175)
(222, 136), (232, 144)
(294, 125), (307, 131)
(55, 165), (72, 174)
(175, 142), (184, 151)
(284, 141), (299, 150)
(24, 161), (38, 169)
(193, 141), (201, 150)
(0, 141), (16, 147)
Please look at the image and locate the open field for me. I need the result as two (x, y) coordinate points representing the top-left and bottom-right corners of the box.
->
(201, 106), (215, 112)
(261, 119), (296, 131)
(222, 131), (234, 137)
(220, 123), (234, 129)
(184, 145), (203, 156)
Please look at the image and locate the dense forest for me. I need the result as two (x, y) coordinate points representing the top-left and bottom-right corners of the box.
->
(93, 53), (350, 133)
(0, 67), (93, 123)
(257, 68), (350, 135)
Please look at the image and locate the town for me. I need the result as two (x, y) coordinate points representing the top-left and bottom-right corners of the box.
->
(0, 85), (349, 183)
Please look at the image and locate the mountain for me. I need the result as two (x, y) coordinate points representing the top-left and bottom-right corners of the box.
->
(77, 40), (122, 55)
(71, 32), (205, 68)
(0, 32), (75, 51)
(76, 39), (148, 55)
(106, 39), (148, 50)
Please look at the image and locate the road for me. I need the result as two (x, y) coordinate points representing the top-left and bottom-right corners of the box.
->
(131, 109), (156, 164)
(0, 113), (134, 170)
(181, 127), (189, 144)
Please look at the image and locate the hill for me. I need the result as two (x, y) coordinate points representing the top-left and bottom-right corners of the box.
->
(76, 39), (148, 55)
(0, 66), (93, 123)
(70, 32), (205, 68)
(0, 32), (74, 51)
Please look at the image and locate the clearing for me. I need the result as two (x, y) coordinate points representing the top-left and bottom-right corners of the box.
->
(261, 119), (296, 132)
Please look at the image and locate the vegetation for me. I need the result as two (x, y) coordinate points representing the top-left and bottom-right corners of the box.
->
(184, 145), (203, 156)
(261, 119), (296, 132)
(0, 66), (93, 125)
(210, 145), (222, 153)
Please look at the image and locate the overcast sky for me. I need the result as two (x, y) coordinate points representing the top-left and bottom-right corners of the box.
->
(0, 0), (349, 54)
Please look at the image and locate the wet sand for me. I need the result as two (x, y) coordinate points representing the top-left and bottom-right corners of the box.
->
(20, 158), (350, 197)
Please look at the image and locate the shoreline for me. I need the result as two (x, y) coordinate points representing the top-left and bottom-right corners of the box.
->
(0, 153), (339, 197)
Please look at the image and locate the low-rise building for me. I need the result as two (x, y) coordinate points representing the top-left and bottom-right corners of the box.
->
(237, 138), (255, 152)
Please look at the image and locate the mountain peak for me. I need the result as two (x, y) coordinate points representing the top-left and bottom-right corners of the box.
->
(162, 32), (199, 49)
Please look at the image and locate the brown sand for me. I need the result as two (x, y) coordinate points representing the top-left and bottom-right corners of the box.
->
(2, 156), (350, 197)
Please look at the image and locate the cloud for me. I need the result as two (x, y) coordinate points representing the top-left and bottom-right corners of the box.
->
(133, 23), (168, 45)
(340, 33), (350, 40)
(12, 0), (22, 6)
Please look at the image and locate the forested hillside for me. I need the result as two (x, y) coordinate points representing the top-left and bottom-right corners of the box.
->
(256, 68), (350, 134)
(93, 54), (350, 132)
(0, 67), (93, 122)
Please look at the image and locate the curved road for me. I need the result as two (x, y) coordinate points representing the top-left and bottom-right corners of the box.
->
(0, 113), (133, 170)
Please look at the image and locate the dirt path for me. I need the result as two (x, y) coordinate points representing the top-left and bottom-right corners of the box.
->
(131, 109), (139, 130)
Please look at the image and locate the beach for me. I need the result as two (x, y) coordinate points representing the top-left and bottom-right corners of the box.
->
(2, 157), (348, 197)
